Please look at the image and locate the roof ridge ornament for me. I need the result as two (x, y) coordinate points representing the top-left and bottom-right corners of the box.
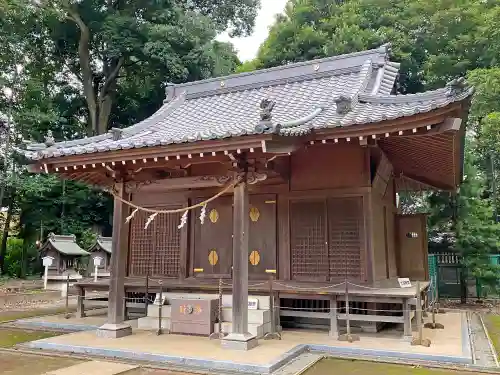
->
(110, 128), (123, 141)
(44, 130), (55, 147)
(335, 95), (352, 115)
(446, 77), (468, 96)
(164, 82), (176, 103)
(255, 98), (281, 134)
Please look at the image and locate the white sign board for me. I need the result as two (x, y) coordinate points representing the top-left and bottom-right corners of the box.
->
(248, 297), (259, 310)
(42, 256), (54, 267)
(93, 256), (103, 267)
(398, 278), (412, 288)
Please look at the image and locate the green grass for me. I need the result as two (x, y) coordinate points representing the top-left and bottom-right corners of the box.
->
(0, 352), (82, 375)
(303, 358), (482, 375)
(0, 328), (59, 348)
(484, 314), (500, 356)
(0, 307), (75, 323)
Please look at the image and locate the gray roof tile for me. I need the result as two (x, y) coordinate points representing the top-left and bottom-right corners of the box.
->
(41, 234), (89, 256)
(24, 45), (473, 161)
(88, 236), (112, 254)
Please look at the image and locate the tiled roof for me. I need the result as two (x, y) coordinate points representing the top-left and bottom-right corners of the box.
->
(88, 236), (112, 254)
(24, 44), (473, 161)
(42, 233), (89, 256)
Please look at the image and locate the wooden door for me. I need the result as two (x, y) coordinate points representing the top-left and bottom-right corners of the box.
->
(193, 195), (233, 278)
(248, 195), (277, 279)
(396, 214), (429, 280)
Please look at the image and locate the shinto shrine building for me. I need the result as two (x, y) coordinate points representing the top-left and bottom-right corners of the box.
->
(23, 44), (473, 349)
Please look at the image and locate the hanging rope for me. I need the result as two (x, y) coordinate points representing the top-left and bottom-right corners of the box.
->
(105, 178), (239, 228)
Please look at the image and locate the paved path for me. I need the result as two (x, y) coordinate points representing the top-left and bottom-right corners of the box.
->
(43, 360), (138, 375)
(272, 353), (323, 375)
(469, 312), (499, 368)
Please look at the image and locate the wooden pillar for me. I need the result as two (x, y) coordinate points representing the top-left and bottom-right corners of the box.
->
(403, 298), (412, 341)
(329, 295), (338, 337)
(97, 181), (132, 338)
(222, 180), (258, 350)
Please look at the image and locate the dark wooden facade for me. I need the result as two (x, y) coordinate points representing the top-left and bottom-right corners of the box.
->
(124, 143), (418, 284)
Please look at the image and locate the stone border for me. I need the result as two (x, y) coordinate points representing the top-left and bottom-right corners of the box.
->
(24, 339), (472, 375)
(462, 311), (473, 361)
(0, 291), (61, 308)
(13, 319), (99, 332)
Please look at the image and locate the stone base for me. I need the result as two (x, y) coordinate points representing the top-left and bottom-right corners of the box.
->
(97, 323), (132, 338)
(221, 333), (258, 351)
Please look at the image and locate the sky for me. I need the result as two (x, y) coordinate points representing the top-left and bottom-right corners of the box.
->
(217, 0), (289, 62)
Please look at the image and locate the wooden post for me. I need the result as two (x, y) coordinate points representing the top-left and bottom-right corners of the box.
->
(411, 281), (431, 346)
(43, 265), (49, 289)
(338, 282), (360, 342)
(97, 181), (132, 338)
(264, 270), (281, 340)
(403, 298), (412, 341)
(77, 287), (85, 318)
(144, 274), (149, 317)
(210, 278), (227, 340)
(157, 284), (163, 336)
(221, 179), (257, 350)
(64, 274), (70, 319)
(329, 295), (338, 337)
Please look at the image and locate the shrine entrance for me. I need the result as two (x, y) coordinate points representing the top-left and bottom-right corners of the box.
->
(192, 194), (276, 279)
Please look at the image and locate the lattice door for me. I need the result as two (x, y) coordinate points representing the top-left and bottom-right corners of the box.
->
(128, 210), (154, 276)
(290, 200), (328, 281)
(152, 209), (181, 277)
(327, 197), (364, 280)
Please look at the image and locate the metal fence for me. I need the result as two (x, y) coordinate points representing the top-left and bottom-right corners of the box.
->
(429, 253), (500, 299)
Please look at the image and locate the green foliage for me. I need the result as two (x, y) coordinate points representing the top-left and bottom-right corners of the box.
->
(250, 0), (500, 93)
(4, 238), (40, 277)
(0, 0), (255, 277)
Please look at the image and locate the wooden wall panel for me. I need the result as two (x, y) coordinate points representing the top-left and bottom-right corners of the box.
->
(371, 193), (387, 281)
(327, 197), (364, 280)
(290, 200), (328, 281)
(290, 144), (367, 191)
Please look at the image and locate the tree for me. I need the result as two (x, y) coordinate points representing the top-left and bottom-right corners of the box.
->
(467, 68), (500, 222)
(35, 0), (259, 135)
(252, 0), (500, 94)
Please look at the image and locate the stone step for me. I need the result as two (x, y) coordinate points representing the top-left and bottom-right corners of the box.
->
(221, 307), (270, 324)
(147, 304), (172, 318)
(137, 316), (171, 330)
(214, 321), (271, 339)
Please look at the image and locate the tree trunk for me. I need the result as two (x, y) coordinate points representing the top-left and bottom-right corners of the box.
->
(0, 202), (13, 275)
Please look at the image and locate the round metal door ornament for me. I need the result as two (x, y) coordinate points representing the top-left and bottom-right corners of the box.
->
(249, 206), (260, 222)
(209, 209), (219, 223)
(208, 249), (219, 266)
(249, 250), (261, 266)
